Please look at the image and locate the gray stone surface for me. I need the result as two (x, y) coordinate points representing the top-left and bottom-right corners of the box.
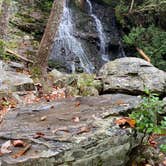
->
(0, 61), (34, 94)
(99, 57), (166, 95)
(0, 94), (141, 166)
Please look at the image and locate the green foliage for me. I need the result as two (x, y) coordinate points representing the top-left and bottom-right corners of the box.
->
(115, 0), (128, 26)
(129, 91), (166, 145)
(36, 0), (53, 12)
(123, 27), (145, 46)
(160, 144), (166, 153)
(123, 25), (166, 70)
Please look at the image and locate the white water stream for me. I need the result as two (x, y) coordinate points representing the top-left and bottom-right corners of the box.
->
(51, 0), (95, 73)
(86, 0), (109, 61)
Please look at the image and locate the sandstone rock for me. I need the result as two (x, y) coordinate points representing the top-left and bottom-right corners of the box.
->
(0, 94), (141, 166)
(99, 57), (166, 95)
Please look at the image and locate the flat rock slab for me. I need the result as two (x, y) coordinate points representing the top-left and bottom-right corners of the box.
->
(0, 94), (141, 166)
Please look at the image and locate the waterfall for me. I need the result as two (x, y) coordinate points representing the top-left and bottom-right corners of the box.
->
(86, 0), (109, 62)
(51, 0), (95, 73)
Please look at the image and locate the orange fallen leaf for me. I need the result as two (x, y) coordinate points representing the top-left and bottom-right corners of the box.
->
(12, 144), (31, 159)
(12, 140), (26, 147)
(115, 117), (136, 128)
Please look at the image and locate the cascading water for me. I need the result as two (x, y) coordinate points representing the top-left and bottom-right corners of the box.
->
(86, 0), (109, 62)
(51, 0), (95, 73)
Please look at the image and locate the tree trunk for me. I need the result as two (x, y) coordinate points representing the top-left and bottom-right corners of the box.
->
(34, 0), (65, 77)
(0, 0), (11, 40)
(136, 47), (151, 63)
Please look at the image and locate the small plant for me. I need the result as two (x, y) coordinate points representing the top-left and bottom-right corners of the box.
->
(129, 90), (166, 145)
(160, 144), (166, 153)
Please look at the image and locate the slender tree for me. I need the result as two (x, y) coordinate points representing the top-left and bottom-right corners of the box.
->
(33, 0), (65, 78)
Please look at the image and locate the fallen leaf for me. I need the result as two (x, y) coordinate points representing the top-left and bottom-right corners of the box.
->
(75, 101), (80, 107)
(40, 116), (47, 121)
(148, 135), (158, 148)
(0, 151), (3, 156)
(12, 144), (31, 159)
(115, 117), (136, 128)
(33, 132), (45, 139)
(12, 140), (26, 147)
(76, 126), (90, 135)
(1, 140), (12, 154)
(72, 116), (80, 123)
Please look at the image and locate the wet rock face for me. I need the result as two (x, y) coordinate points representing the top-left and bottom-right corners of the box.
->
(99, 57), (166, 95)
(50, 0), (123, 73)
(0, 94), (141, 165)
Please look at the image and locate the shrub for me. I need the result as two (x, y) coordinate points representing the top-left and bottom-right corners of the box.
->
(123, 25), (166, 71)
(129, 90), (166, 145)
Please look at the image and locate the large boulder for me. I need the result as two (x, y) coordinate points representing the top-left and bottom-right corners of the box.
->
(99, 57), (166, 95)
(0, 94), (141, 166)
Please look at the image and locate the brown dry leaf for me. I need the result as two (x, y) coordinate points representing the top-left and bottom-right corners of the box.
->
(75, 101), (80, 107)
(12, 144), (31, 159)
(40, 116), (47, 121)
(0, 151), (3, 156)
(76, 126), (90, 135)
(115, 117), (136, 128)
(1, 140), (12, 154)
(72, 116), (80, 123)
(33, 132), (45, 139)
(9, 99), (17, 109)
(12, 140), (26, 147)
